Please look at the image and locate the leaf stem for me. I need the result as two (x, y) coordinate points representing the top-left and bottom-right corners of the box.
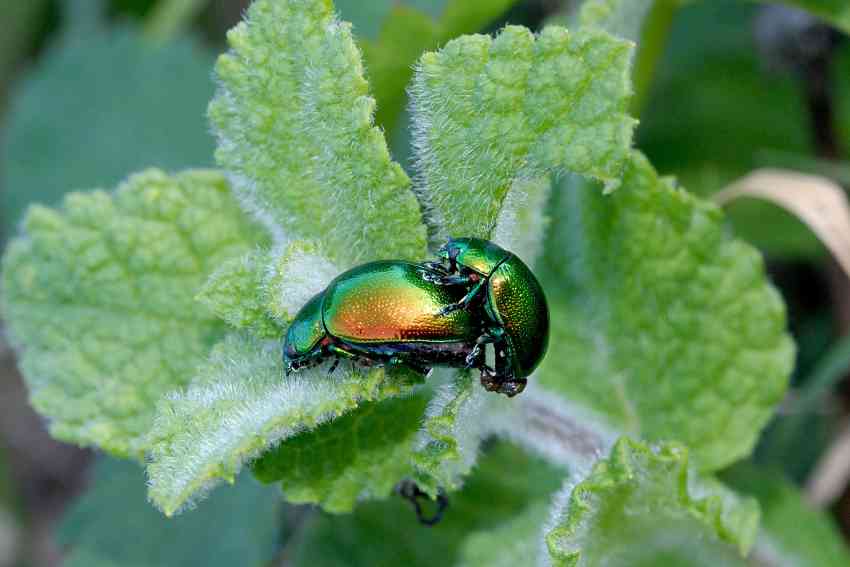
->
(143, 0), (207, 43)
(630, 0), (678, 116)
(500, 387), (615, 472)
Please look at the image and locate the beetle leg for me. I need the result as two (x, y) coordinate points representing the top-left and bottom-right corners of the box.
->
(438, 278), (486, 316)
(327, 358), (340, 375)
(397, 480), (449, 526)
(420, 271), (475, 287)
(323, 344), (362, 375)
(420, 261), (451, 274)
(477, 331), (527, 397)
(465, 332), (497, 368)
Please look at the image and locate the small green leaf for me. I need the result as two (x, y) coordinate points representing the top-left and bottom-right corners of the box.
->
(198, 239), (342, 338)
(209, 0), (427, 265)
(724, 463), (850, 567)
(146, 333), (421, 516)
(410, 25), (635, 241)
(253, 393), (429, 513)
(1, 170), (261, 457)
(60, 458), (279, 567)
(413, 372), (480, 494)
(412, 371), (518, 495)
(289, 442), (564, 567)
(1, 27), (217, 238)
(546, 438), (758, 566)
(263, 240), (341, 323)
(538, 152), (795, 471)
(196, 249), (280, 338)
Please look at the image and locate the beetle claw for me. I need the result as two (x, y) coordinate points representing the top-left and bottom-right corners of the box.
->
(397, 480), (449, 526)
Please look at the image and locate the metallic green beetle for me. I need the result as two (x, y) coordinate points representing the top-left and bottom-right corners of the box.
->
(283, 239), (549, 397)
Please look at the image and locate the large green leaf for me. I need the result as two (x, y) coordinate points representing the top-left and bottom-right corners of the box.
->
(1, 27), (216, 240)
(59, 458), (280, 567)
(410, 24), (636, 241)
(208, 0), (427, 265)
(538, 152), (795, 471)
(289, 442), (564, 567)
(545, 438), (758, 566)
(1, 170), (261, 457)
(146, 333), (421, 516)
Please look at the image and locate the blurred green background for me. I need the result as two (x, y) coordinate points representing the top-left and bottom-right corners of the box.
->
(1, 0), (849, 565)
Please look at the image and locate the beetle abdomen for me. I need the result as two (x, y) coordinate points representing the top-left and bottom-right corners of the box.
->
(487, 256), (549, 377)
(323, 261), (476, 343)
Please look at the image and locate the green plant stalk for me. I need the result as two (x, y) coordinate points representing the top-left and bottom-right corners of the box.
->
(630, 0), (678, 116)
(144, 0), (208, 43)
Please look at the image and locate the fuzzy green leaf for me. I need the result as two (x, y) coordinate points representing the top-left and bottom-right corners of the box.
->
(196, 249), (280, 338)
(546, 438), (758, 567)
(198, 240), (342, 338)
(252, 393), (429, 513)
(208, 0), (427, 265)
(1, 170), (261, 457)
(60, 458), (279, 567)
(411, 370), (524, 495)
(146, 333), (422, 516)
(724, 464), (850, 567)
(538, 152), (795, 471)
(289, 442), (564, 567)
(411, 25), (635, 241)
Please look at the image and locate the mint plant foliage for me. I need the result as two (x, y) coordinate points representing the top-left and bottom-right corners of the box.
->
(1, 24), (216, 239)
(1, 170), (263, 457)
(3, 0), (835, 563)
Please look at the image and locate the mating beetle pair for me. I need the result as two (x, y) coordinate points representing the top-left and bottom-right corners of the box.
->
(283, 238), (549, 397)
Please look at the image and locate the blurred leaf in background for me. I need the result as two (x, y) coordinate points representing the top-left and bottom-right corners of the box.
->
(723, 462), (850, 566)
(836, 43), (850, 155)
(0, 1), (51, 109)
(58, 458), (281, 567)
(637, 0), (826, 258)
(336, 0), (519, 134)
(0, 448), (18, 567)
(333, 0), (520, 167)
(1, 6), (216, 241)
